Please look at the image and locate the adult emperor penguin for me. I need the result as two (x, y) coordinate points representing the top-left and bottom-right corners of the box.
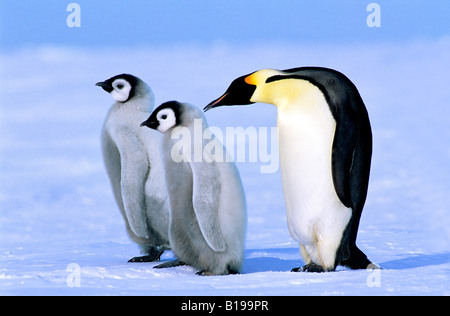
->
(96, 74), (170, 262)
(141, 101), (247, 275)
(204, 67), (373, 272)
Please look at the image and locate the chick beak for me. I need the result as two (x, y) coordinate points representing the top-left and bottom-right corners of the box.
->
(140, 118), (159, 130)
(96, 81), (113, 93)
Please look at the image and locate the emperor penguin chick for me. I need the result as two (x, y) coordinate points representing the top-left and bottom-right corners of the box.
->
(97, 74), (170, 262)
(141, 101), (247, 275)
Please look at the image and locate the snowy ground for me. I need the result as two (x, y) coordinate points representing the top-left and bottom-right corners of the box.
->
(0, 40), (449, 295)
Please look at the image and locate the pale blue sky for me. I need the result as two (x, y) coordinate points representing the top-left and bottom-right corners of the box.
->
(0, 0), (449, 50)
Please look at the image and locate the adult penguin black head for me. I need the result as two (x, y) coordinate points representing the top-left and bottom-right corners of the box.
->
(203, 73), (257, 111)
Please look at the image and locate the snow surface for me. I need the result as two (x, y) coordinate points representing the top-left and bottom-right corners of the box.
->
(1, 40), (449, 295)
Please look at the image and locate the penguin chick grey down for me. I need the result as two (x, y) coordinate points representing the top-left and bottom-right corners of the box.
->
(141, 101), (247, 275)
(96, 74), (170, 262)
(205, 67), (374, 272)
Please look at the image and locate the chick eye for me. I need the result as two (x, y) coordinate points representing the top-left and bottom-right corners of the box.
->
(161, 114), (168, 120)
(117, 84), (124, 89)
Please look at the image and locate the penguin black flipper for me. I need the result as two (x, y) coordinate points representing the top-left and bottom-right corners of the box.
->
(329, 90), (373, 268)
(330, 109), (359, 209)
(336, 100), (373, 269)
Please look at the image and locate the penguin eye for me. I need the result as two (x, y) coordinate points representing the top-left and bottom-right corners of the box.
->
(161, 114), (168, 120)
(117, 84), (124, 89)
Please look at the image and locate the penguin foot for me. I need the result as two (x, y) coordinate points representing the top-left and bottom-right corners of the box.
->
(128, 254), (161, 263)
(196, 268), (239, 276)
(196, 267), (240, 276)
(227, 268), (240, 275)
(340, 246), (373, 270)
(128, 246), (164, 263)
(291, 263), (325, 273)
(196, 270), (213, 276)
(153, 259), (186, 269)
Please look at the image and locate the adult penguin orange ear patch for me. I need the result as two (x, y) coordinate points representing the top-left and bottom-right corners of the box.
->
(244, 73), (257, 85)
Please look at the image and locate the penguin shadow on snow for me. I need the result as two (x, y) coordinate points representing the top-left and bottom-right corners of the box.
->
(380, 252), (450, 270)
(152, 251), (450, 274)
(242, 248), (303, 274)
(153, 248), (302, 274)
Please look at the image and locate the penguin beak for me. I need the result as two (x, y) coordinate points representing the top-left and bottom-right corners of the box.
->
(96, 81), (113, 93)
(140, 118), (159, 130)
(203, 93), (229, 112)
(203, 74), (256, 112)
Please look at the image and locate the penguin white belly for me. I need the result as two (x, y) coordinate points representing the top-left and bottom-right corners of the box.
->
(276, 87), (352, 268)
